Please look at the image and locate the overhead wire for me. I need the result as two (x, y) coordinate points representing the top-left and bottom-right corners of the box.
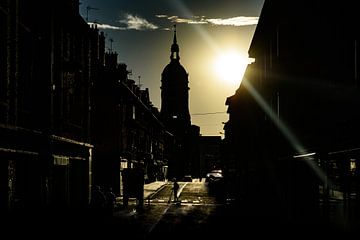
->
(191, 111), (227, 116)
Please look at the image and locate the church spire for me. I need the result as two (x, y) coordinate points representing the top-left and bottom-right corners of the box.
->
(170, 25), (180, 61)
(173, 24), (177, 44)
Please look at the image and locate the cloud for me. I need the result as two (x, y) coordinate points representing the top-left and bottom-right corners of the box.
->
(167, 16), (208, 24)
(156, 14), (207, 25)
(88, 13), (160, 31)
(156, 14), (258, 27)
(119, 13), (158, 30)
(207, 16), (259, 26)
(90, 14), (257, 32)
(88, 22), (125, 30)
(155, 14), (168, 18)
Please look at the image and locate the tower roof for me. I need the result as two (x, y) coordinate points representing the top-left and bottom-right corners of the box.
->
(163, 24), (187, 78)
(170, 25), (180, 61)
(162, 61), (187, 78)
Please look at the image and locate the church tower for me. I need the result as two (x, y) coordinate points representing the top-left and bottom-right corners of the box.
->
(160, 25), (191, 137)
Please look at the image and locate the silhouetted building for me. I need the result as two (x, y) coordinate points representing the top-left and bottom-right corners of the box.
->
(0, 0), (97, 212)
(185, 125), (201, 178)
(224, 0), (360, 224)
(160, 26), (200, 179)
(160, 26), (191, 136)
(91, 52), (168, 196)
(199, 136), (222, 178)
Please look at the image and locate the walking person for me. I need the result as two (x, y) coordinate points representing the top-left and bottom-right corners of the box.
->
(104, 187), (116, 217)
(90, 185), (106, 218)
(173, 178), (179, 202)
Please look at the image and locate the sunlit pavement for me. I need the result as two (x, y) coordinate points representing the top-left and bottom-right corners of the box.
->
(110, 180), (357, 239)
(108, 180), (221, 238)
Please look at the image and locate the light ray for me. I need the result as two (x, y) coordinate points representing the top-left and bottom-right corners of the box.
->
(171, 0), (220, 53)
(242, 78), (329, 185)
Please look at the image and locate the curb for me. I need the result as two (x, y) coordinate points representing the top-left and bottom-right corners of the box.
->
(145, 182), (168, 200)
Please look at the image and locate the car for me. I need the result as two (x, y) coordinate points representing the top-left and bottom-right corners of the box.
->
(206, 169), (223, 182)
(182, 175), (193, 182)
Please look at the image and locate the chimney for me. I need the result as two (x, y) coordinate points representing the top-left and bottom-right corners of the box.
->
(105, 52), (118, 69)
(99, 32), (105, 66)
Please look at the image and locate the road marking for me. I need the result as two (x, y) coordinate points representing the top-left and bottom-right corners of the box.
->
(146, 204), (171, 236)
(177, 182), (188, 198)
(141, 201), (222, 206)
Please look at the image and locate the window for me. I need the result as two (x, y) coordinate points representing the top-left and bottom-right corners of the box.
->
(132, 105), (136, 120)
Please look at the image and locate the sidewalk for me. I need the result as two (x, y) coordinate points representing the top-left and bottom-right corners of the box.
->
(115, 180), (168, 206)
(144, 180), (168, 199)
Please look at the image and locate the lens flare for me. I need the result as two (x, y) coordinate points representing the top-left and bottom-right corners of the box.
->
(242, 78), (328, 185)
(214, 51), (251, 86)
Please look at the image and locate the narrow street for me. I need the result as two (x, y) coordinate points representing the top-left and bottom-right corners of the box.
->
(111, 181), (352, 239)
(149, 181), (217, 204)
(108, 181), (230, 239)
(2, 181), (352, 238)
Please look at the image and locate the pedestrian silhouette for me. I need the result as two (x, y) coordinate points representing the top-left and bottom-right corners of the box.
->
(172, 178), (179, 202)
(104, 187), (116, 217)
(90, 185), (106, 217)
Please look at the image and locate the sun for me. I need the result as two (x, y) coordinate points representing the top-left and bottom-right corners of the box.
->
(214, 50), (251, 86)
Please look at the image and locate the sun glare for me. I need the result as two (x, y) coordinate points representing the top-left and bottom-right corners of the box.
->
(214, 51), (251, 86)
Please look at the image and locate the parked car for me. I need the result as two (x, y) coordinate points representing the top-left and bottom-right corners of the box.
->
(182, 175), (193, 182)
(206, 169), (223, 183)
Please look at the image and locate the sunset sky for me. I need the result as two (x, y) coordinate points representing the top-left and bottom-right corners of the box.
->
(79, 0), (265, 136)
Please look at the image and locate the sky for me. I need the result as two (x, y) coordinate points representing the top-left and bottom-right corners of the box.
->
(79, 0), (265, 136)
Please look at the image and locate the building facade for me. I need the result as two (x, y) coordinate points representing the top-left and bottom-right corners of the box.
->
(224, 0), (360, 223)
(92, 52), (168, 196)
(0, 0), (100, 211)
(0, 0), (172, 214)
